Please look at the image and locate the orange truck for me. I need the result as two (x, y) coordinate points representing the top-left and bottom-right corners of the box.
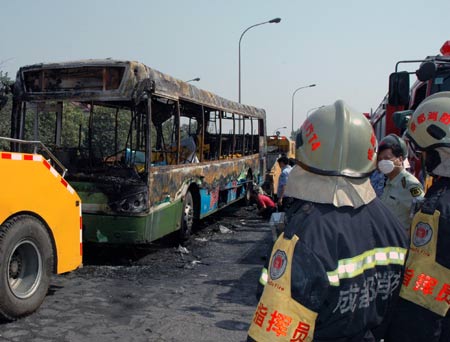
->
(0, 137), (82, 320)
(262, 134), (295, 197)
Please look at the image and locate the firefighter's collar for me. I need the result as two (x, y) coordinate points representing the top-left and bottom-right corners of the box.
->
(284, 166), (376, 208)
(432, 147), (450, 178)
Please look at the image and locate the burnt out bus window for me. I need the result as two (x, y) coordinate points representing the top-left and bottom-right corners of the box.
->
(150, 97), (177, 165)
(179, 115), (200, 164)
(250, 118), (259, 154)
(242, 116), (251, 155)
(204, 110), (220, 160)
(221, 112), (235, 158)
(234, 114), (244, 156)
(23, 67), (125, 93)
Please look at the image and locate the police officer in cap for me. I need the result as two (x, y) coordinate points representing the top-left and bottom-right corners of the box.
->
(385, 92), (450, 342)
(247, 100), (408, 342)
(378, 133), (424, 233)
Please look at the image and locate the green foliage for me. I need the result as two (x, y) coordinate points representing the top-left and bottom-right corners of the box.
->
(20, 102), (132, 159)
(88, 107), (132, 158)
(0, 71), (12, 149)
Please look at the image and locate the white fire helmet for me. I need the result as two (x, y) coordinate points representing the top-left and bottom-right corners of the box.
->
(406, 92), (450, 176)
(295, 100), (377, 178)
(405, 91), (450, 151)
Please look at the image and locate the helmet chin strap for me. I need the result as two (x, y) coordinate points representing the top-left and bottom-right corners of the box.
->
(429, 147), (450, 177)
(425, 150), (441, 175)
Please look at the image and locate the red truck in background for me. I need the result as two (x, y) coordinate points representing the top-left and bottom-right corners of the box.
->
(371, 40), (450, 179)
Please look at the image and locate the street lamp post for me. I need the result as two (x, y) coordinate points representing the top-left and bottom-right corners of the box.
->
(273, 126), (287, 136)
(238, 17), (281, 103)
(291, 84), (316, 136)
(186, 77), (200, 83)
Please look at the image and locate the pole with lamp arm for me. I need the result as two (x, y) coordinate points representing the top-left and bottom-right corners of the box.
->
(238, 17), (281, 103)
(273, 126), (287, 154)
(291, 84), (316, 137)
(273, 126), (287, 136)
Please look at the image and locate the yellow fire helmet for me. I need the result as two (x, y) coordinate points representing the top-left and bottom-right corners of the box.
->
(295, 100), (377, 178)
(405, 91), (450, 151)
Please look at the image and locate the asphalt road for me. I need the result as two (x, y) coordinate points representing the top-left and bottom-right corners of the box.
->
(0, 203), (273, 342)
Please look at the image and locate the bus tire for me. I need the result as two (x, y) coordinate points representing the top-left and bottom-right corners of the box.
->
(180, 191), (194, 241)
(0, 215), (53, 321)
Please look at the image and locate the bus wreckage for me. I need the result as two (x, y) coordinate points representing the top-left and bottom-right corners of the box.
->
(10, 59), (267, 244)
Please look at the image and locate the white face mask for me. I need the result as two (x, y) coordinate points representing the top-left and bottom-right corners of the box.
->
(378, 160), (395, 174)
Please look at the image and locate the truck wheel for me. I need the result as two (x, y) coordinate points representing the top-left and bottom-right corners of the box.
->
(0, 215), (53, 321)
(180, 191), (194, 241)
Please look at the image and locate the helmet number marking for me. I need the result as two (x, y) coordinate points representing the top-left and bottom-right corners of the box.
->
(303, 120), (321, 151)
(368, 132), (376, 161)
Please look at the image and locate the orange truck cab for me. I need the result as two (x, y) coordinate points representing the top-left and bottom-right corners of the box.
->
(0, 138), (82, 321)
(263, 134), (295, 197)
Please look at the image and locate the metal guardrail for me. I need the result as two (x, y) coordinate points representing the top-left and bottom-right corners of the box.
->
(0, 136), (68, 177)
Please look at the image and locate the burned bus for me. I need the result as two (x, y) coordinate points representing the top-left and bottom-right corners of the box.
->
(10, 59), (266, 244)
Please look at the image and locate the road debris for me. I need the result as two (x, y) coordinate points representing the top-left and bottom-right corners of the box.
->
(219, 225), (234, 234)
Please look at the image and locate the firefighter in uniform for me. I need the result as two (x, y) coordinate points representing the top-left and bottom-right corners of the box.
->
(378, 134), (425, 233)
(385, 92), (450, 342)
(247, 100), (408, 342)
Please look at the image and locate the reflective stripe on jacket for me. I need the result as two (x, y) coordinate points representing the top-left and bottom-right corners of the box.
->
(248, 198), (408, 341)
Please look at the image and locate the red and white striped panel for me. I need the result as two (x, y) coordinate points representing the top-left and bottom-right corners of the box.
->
(1, 152), (75, 195)
(79, 204), (83, 256)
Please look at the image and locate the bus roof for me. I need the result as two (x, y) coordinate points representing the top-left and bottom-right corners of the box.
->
(15, 59), (266, 119)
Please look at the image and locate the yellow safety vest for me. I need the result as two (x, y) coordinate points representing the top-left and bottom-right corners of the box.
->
(248, 234), (318, 341)
(400, 209), (450, 316)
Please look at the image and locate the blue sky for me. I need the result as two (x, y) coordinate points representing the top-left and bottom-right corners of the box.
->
(2, 0), (450, 135)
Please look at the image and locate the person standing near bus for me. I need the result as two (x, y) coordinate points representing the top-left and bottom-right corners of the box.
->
(276, 156), (292, 209)
(247, 100), (408, 342)
(378, 134), (424, 233)
(385, 92), (450, 342)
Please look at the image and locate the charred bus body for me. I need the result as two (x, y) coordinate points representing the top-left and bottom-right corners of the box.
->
(11, 60), (267, 244)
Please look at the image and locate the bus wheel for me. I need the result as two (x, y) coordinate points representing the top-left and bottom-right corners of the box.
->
(180, 191), (194, 241)
(0, 215), (53, 321)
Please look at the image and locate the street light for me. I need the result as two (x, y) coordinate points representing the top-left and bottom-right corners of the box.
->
(273, 126), (287, 136)
(291, 84), (316, 136)
(238, 17), (281, 103)
(186, 77), (200, 83)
